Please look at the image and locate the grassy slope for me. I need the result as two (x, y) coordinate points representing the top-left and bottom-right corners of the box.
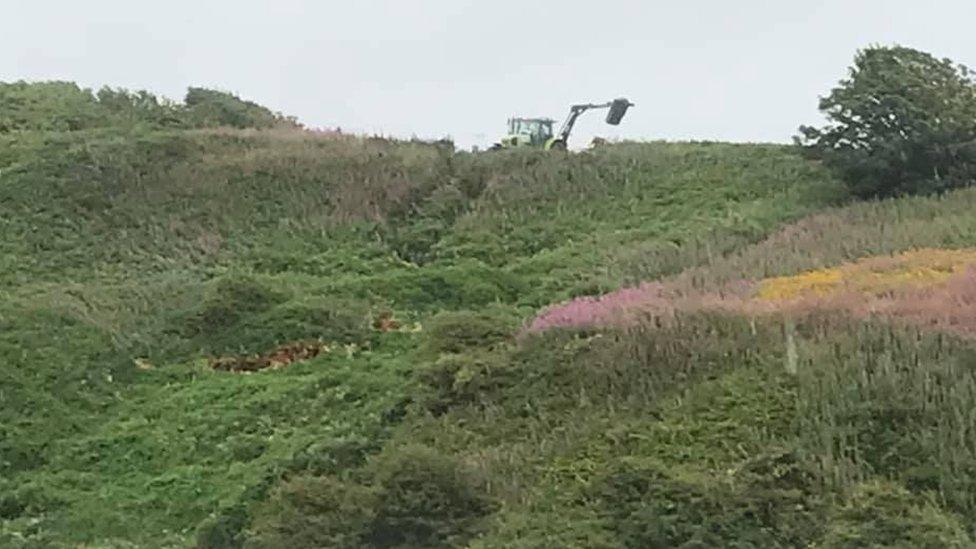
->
(400, 187), (976, 547)
(9, 126), (965, 547)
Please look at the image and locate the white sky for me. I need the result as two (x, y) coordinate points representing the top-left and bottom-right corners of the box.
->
(3, 0), (976, 149)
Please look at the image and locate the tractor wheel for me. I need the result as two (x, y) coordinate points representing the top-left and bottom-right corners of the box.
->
(548, 140), (567, 151)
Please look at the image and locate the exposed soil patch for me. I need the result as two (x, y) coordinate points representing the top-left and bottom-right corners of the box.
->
(372, 310), (401, 332)
(209, 340), (330, 373)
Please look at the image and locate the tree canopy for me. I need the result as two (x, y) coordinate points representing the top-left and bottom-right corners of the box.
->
(798, 45), (976, 198)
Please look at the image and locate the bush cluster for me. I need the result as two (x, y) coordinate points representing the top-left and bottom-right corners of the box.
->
(242, 445), (494, 549)
(0, 81), (298, 133)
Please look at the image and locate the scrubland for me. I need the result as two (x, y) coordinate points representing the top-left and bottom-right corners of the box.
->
(3, 122), (975, 547)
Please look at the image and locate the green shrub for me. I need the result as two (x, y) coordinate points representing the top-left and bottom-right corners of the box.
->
(366, 444), (495, 548)
(0, 81), (294, 133)
(384, 184), (468, 265)
(187, 274), (284, 334)
(184, 87), (296, 130)
(423, 309), (516, 355)
(182, 290), (372, 356)
(0, 484), (64, 522)
(254, 297), (372, 344)
(283, 436), (380, 477)
(593, 457), (819, 548)
(0, 437), (45, 476)
(823, 481), (972, 548)
(0, 81), (102, 132)
(195, 506), (250, 549)
(245, 476), (377, 549)
(416, 351), (515, 414)
(246, 446), (493, 549)
(362, 262), (527, 311)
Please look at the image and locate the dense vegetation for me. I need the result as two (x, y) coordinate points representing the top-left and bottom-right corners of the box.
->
(0, 81), (297, 133)
(799, 45), (976, 198)
(4, 67), (976, 547)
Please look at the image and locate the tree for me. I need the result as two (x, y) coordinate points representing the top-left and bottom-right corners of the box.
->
(183, 87), (298, 130)
(0, 81), (300, 133)
(0, 81), (102, 132)
(798, 46), (976, 198)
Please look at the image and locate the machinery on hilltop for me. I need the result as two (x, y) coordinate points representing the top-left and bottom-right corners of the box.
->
(493, 97), (634, 151)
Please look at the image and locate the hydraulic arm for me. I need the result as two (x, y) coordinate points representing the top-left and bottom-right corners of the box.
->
(556, 98), (635, 144)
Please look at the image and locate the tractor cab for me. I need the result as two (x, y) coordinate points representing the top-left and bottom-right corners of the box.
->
(492, 98), (633, 151)
(502, 117), (555, 147)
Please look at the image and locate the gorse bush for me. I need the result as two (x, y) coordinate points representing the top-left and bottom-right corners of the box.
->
(592, 455), (822, 547)
(416, 351), (516, 415)
(823, 481), (972, 548)
(367, 444), (495, 548)
(246, 445), (494, 549)
(0, 80), (297, 133)
(176, 274), (375, 355)
(184, 87), (297, 129)
(191, 274), (285, 331)
(0, 81), (104, 132)
(798, 45), (976, 198)
(422, 308), (517, 355)
(245, 476), (378, 549)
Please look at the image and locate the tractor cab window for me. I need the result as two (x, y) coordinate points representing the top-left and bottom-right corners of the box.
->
(507, 119), (553, 145)
(534, 121), (551, 138)
(520, 120), (550, 137)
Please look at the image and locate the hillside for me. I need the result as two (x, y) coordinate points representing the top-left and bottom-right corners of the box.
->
(3, 110), (976, 547)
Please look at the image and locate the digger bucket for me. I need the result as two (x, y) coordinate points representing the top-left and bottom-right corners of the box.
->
(605, 98), (633, 125)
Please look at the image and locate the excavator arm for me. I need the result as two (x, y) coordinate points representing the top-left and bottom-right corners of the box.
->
(554, 98), (634, 146)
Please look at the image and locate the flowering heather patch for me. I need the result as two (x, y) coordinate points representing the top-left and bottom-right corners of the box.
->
(528, 282), (672, 331)
(530, 248), (976, 339)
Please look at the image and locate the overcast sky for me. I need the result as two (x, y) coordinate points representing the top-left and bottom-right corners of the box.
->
(3, 0), (976, 149)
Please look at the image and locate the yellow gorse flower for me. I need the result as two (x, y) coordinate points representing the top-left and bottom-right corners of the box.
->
(757, 248), (976, 301)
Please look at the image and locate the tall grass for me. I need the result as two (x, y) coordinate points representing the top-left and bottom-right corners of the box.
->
(672, 186), (976, 291)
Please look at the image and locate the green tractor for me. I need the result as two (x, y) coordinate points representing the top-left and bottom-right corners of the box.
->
(493, 97), (634, 151)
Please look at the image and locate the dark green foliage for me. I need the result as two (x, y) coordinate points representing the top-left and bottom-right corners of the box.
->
(95, 86), (183, 127)
(256, 297), (373, 343)
(283, 436), (380, 477)
(0, 484), (63, 523)
(358, 261), (528, 311)
(0, 80), (295, 133)
(188, 274), (285, 335)
(247, 445), (493, 549)
(381, 313), (976, 546)
(798, 45), (976, 198)
(367, 445), (495, 548)
(0, 81), (103, 132)
(184, 87), (296, 129)
(246, 477), (378, 549)
(593, 457), (819, 548)
(180, 275), (372, 354)
(823, 481), (972, 547)
(416, 351), (515, 414)
(423, 308), (517, 355)
(195, 505), (251, 549)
